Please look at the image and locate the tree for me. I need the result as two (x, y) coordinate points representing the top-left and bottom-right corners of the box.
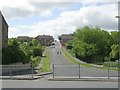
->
(3, 37), (44, 65)
(8, 38), (19, 48)
(110, 31), (118, 44)
(110, 44), (119, 61)
(31, 39), (40, 46)
(32, 47), (42, 57)
(2, 39), (28, 64)
(72, 26), (112, 64)
(65, 41), (73, 49)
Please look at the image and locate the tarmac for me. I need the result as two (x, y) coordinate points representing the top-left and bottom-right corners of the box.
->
(48, 76), (118, 82)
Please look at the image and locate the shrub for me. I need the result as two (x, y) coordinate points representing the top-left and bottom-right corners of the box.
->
(2, 46), (28, 65)
(31, 56), (41, 67)
(32, 47), (42, 57)
(103, 61), (119, 67)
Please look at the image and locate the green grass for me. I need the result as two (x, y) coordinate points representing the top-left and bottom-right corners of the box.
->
(62, 48), (96, 68)
(40, 48), (51, 72)
(103, 62), (119, 67)
(62, 47), (119, 71)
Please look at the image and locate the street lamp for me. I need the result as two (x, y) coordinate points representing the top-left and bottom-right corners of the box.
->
(115, 1), (120, 69)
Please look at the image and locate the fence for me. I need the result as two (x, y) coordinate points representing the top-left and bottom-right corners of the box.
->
(52, 64), (118, 79)
(0, 64), (37, 80)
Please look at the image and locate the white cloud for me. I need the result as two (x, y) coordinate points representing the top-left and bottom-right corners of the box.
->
(1, 0), (118, 20)
(0, 0), (76, 19)
(8, 2), (118, 40)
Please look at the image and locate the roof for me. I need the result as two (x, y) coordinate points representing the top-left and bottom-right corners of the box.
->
(17, 36), (30, 38)
(0, 11), (9, 27)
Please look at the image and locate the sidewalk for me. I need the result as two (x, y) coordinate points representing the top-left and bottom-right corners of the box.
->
(48, 76), (118, 82)
(0, 74), (42, 80)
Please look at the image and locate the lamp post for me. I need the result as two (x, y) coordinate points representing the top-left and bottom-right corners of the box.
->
(115, 1), (120, 69)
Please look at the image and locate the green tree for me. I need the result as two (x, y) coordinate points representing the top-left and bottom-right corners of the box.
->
(31, 39), (40, 46)
(32, 47), (42, 57)
(110, 31), (118, 44)
(3, 38), (44, 65)
(2, 38), (27, 64)
(72, 26), (112, 64)
(110, 44), (119, 61)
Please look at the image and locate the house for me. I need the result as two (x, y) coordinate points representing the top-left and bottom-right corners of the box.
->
(60, 34), (73, 46)
(36, 35), (54, 46)
(0, 11), (9, 51)
(17, 36), (32, 42)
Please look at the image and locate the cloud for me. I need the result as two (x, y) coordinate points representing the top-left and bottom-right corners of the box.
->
(1, 0), (117, 20)
(8, 2), (118, 40)
(0, 0), (76, 19)
(29, 2), (75, 10)
(2, 7), (32, 19)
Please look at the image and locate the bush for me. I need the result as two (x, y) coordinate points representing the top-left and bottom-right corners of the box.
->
(31, 56), (41, 67)
(32, 47), (42, 57)
(103, 61), (119, 67)
(2, 46), (28, 65)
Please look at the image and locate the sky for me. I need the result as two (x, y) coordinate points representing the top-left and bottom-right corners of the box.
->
(0, 0), (119, 40)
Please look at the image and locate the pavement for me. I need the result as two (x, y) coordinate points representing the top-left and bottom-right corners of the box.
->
(48, 76), (118, 82)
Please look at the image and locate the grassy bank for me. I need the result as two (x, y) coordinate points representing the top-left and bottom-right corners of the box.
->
(40, 48), (51, 72)
(62, 47), (119, 71)
(62, 48), (96, 68)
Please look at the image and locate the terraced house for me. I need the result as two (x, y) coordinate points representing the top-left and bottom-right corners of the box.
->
(0, 11), (8, 51)
(36, 35), (54, 46)
(17, 36), (33, 42)
(60, 34), (73, 46)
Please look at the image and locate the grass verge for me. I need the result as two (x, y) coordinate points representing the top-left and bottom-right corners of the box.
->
(62, 47), (119, 71)
(62, 48), (96, 68)
(40, 48), (51, 72)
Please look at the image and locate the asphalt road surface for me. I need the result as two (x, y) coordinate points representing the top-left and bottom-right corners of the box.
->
(49, 42), (118, 78)
(2, 80), (118, 88)
(50, 42), (73, 65)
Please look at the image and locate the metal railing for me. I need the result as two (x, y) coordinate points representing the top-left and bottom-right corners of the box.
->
(0, 64), (37, 80)
(52, 64), (118, 79)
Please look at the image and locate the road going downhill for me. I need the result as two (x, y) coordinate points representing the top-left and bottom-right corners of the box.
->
(50, 42), (73, 65)
(49, 42), (118, 78)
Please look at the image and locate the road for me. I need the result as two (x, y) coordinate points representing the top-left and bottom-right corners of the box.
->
(2, 42), (118, 88)
(50, 42), (73, 65)
(2, 80), (118, 88)
(49, 42), (118, 78)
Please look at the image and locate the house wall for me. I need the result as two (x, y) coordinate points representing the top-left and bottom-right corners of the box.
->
(61, 34), (73, 46)
(0, 13), (2, 52)
(2, 17), (8, 49)
(0, 12), (2, 64)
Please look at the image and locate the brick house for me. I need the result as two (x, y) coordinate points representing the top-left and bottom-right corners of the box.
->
(36, 35), (54, 46)
(60, 34), (73, 46)
(17, 36), (32, 42)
